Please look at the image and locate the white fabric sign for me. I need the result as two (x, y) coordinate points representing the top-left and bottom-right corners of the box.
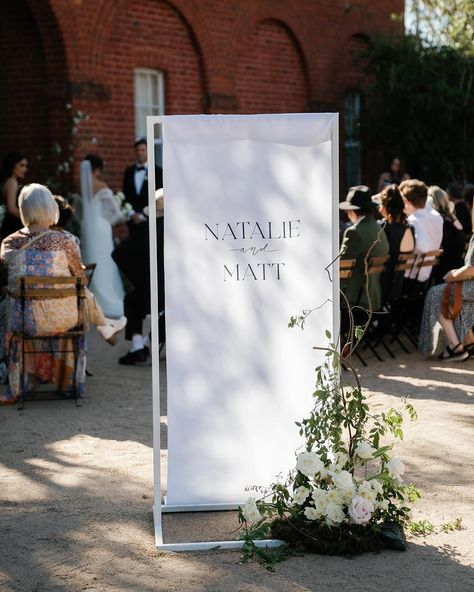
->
(162, 114), (338, 506)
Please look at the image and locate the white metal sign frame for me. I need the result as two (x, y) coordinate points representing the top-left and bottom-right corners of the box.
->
(147, 114), (340, 551)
